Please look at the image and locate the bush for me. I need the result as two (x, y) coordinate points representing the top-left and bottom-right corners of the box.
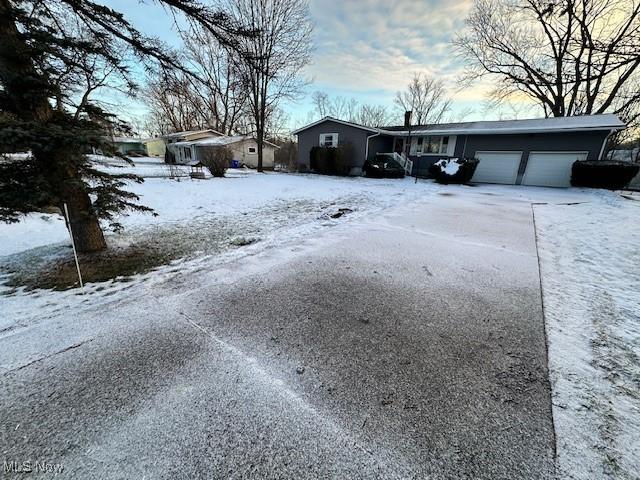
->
(200, 146), (232, 177)
(571, 161), (640, 189)
(310, 143), (354, 176)
(429, 157), (479, 184)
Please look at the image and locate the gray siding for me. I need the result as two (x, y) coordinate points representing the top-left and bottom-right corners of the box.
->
(456, 131), (609, 183)
(455, 131), (607, 160)
(367, 135), (394, 161)
(296, 120), (375, 174)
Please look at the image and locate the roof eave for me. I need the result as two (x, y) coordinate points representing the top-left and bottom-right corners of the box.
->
(385, 124), (626, 136)
(292, 117), (379, 135)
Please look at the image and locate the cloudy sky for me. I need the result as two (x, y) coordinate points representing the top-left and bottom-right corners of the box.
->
(101, 0), (534, 129)
(304, 0), (480, 118)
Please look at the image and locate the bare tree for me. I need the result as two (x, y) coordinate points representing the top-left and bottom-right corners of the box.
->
(145, 25), (249, 136)
(146, 72), (204, 134)
(226, 0), (312, 172)
(311, 90), (393, 127)
(182, 26), (248, 134)
(312, 91), (358, 120)
(394, 73), (452, 124)
(351, 104), (394, 127)
(455, 0), (640, 128)
(264, 106), (290, 138)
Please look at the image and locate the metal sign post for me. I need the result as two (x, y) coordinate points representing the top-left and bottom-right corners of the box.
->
(63, 203), (85, 294)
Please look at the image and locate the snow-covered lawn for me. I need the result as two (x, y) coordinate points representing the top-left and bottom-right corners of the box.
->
(0, 172), (443, 330)
(0, 167), (638, 479)
(92, 155), (201, 178)
(534, 194), (640, 479)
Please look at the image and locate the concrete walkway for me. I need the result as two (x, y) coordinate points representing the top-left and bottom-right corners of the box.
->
(0, 191), (555, 479)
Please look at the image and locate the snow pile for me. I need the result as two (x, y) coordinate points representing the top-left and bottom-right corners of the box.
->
(534, 193), (640, 479)
(434, 158), (460, 175)
(429, 157), (479, 184)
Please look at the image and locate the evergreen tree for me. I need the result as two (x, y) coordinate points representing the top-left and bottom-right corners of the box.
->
(0, 0), (245, 252)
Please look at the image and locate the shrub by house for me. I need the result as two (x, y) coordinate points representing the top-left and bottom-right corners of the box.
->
(200, 146), (232, 178)
(571, 161), (640, 190)
(309, 143), (354, 176)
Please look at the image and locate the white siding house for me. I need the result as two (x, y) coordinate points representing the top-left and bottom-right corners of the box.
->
(167, 135), (278, 168)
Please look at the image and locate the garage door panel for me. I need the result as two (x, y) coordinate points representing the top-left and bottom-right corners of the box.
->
(523, 152), (588, 187)
(471, 151), (522, 185)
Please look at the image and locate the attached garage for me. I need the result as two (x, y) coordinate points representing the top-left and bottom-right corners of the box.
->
(522, 152), (588, 187)
(471, 151), (522, 185)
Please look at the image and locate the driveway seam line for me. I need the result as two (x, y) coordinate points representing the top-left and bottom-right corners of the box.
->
(530, 203), (558, 471)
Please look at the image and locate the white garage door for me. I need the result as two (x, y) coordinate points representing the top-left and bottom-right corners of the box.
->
(523, 152), (588, 187)
(471, 151), (522, 185)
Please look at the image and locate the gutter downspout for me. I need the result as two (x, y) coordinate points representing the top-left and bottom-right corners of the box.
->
(598, 128), (617, 160)
(365, 130), (381, 164)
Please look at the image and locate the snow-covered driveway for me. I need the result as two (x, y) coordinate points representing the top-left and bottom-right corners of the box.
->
(0, 173), (637, 479)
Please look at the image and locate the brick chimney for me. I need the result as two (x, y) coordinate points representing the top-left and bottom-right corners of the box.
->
(404, 111), (412, 128)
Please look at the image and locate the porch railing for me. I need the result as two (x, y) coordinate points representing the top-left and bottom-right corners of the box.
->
(378, 152), (413, 175)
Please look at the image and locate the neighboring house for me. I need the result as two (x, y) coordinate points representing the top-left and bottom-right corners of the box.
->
(292, 114), (626, 187)
(143, 138), (167, 157)
(142, 129), (225, 158)
(167, 134), (278, 169)
(109, 137), (147, 156)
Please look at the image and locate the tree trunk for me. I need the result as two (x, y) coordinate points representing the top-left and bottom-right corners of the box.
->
(255, 101), (264, 173)
(0, 0), (107, 253)
(257, 127), (264, 172)
(62, 185), (107, 253)
(58, 161), (107, 253)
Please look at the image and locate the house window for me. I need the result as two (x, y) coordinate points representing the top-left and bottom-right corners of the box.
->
(248, 146), (257, 154)
(319, 133), (338, 148)
(410, 136), (449, 155)
(184, 147), (192, 159)
(425, 136), (442, 154)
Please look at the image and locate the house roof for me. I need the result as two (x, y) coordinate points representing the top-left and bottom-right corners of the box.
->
(109, 136), (144, 144)
(291, 117), (379, 135)
(174, 134), (279, 149)
(162, 129), (225, 139)
(292, 114), (625, 137)
(385, 114), (625, 136)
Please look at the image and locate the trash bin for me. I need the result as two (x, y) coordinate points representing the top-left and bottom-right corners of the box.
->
(231, 160), (240, 168)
